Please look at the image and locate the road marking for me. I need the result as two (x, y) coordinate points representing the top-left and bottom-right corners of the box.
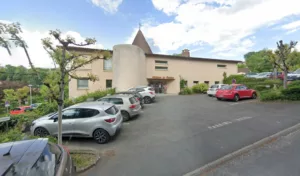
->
(235, 116), (253, 121)
(229, 100), (256, 106)
(208, 117), (253, 130)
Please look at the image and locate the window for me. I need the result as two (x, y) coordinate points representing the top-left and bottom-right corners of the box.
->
(136, 88), (145, 92)
(98, 98), (109, 102)
(193, 81), (199, 84)
(78, 108), (99, 118)
(110, 98), (124, 105)
(204, 81), (209, 85)
(155, 60), (168, 64)
(222, 85), (233, 90)
(106, 80), (112, 88)
(215, 81), (220, 84)
(210, 85), (218, 88)
(129, 97), (137, 104)
(103, 59), (112, 71)
(155, 66), (168, 71)
(105, 105), (118, 115)
(77, 79), (88, 89)
(217, 64), (227, 68)
(62, 109), (79, 119)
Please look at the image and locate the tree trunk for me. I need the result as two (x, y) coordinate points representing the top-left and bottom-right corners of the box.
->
(283, 69), (288, 89)
(274, 68), (277, 79)
(57, 74), (65, 145)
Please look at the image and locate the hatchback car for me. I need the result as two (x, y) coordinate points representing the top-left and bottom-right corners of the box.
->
(115, 91), (144, 108)
(207, 84), (226, 97)
(128, 86), (156, 104)
(10, 106), (32, 115)
(31, 102), (122, 144)
(97, 94), (142, 121)
(216, 84), (257, 102)
(0, 138), (75, 176)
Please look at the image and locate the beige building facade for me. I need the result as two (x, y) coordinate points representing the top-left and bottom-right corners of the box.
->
(69, 30), (239, 98)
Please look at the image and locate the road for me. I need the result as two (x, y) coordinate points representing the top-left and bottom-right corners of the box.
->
(207, 129), (300, 176)
(67, 95), (300, 176)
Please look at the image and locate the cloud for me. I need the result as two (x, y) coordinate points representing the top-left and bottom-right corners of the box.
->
(0, 21), (104, 68)
(91, 0), (123, 13)
(140, 0), (300, 58)
(281, 20), (300, 34)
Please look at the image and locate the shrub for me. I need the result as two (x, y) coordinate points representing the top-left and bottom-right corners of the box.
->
(288, 80), (300, 88)
(260, 90), (283, 101)
(192, 83), (208, 93)
(0, 127), (25, 143)
(181, 87), (193, 95)
(35, 102), (58, 116)
(281, 86), (300, 100)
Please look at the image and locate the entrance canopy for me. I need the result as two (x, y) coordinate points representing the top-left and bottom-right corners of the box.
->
(147, 76), (175, 81)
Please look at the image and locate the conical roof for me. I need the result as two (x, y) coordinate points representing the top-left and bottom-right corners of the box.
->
(132, 29), (153, 54)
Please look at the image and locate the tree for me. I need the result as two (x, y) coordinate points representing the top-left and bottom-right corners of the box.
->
(244, 50), (273, 72)
(274, 40), (298, 89)
(42, 30), (111, 144)
(237, 62), (247, 68)
(15, 86), (29, 106)
(3, 89), (17, 103)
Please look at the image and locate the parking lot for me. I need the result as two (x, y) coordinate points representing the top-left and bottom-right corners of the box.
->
(68, 95), (300, 176)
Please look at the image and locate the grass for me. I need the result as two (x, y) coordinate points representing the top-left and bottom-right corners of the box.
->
(70, 153), (97, 169)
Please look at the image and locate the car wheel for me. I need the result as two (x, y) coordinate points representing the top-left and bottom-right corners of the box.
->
(34, 127), (50, 137)
(217, 98), (222, 100)
(144, 96), (152, 104)
(252, 92), (257, 99)
(234, 94), (239, 102)
(93, 128), (110, 144)
(121, 111), (130, 121)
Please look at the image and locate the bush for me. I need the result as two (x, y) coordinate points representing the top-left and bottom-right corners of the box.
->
(288, 80), (300, 88)
(180, 87), (193, 95)
(260, 90), (283, 101)
(281, 86), (300, 100)
(35, 102), (58, 116)
(192, 83), (208, 93)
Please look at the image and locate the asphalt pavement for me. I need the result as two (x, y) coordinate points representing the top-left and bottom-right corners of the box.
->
(69, 95), (300, 176)
(206, 129), (300, 176)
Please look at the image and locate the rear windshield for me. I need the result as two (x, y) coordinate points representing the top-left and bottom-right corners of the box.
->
(210, 85), (218, 88)
(129, 97), (137, 104)
(148, 87), (154, 91)
(105, 105), (118, 115)
(221, 85), (233, 90)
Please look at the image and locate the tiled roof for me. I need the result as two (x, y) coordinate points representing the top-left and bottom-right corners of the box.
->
(132, 30), (153, 54)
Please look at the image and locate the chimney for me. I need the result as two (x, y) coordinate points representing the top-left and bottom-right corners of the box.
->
(181, 49), (190, 57)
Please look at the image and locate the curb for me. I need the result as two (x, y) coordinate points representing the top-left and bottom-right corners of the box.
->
(70, 150), (101, 174)
(183, 121), (300, 176)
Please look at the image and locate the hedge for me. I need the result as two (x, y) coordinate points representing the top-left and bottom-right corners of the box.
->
(192, 83), (208, 93)
(180, 87), (193, 95)
(259, 90), (283, 101)
(281, 86), (300, 100)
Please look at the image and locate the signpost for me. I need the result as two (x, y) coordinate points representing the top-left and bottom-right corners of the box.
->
(5, 101), (10, 114)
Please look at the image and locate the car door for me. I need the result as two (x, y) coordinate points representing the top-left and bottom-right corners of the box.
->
(109, 98), (124, 110)
(72, 108), (100, 136)
(51, 109), (78, 136)
(235, 86), (245, 97)
(241, 85), (252, 97)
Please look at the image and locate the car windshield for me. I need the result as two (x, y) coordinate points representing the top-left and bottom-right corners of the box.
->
(221, 85), (233, 90)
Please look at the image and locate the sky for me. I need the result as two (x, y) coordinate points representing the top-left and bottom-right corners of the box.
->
(1, 0), (300, 68)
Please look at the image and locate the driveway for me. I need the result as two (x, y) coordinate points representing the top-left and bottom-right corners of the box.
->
(67, 95), (300, 176)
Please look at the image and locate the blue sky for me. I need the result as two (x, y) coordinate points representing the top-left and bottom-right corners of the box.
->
(1, 0), (300, 68)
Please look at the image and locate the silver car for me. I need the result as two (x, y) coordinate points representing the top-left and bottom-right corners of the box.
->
(30, 102), (122, 144)
(97, 94), (142, 121)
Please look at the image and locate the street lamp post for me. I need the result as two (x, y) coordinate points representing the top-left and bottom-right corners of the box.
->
(28, 84), (32, 105)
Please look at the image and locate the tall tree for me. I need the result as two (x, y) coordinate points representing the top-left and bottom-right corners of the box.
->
(42, 30), (110, 144)
(15, 86), (29, 106)
(244, 50), (273, 72)
(275, 40), (298, 89)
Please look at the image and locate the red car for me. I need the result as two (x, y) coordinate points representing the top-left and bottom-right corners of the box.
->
(215, 84), (257, 102)
(10, 106), (32, 115)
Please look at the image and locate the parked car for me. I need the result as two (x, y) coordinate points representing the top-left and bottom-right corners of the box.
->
(207, 84), (226, 97)
(30, 103), (42, 109)
(288, 68), (300, 78)
(97, 94), (142, 121)
(10, 106), (32, 115)
(254, 72), (272, 78)
(31, 102), (122, 144)
(0, 138), (76, 176)
(215, 84), (257, 102)
(128, 86), (156, 104)
(115, 91), (144, 108)
(269, 72), (283, 79)
(245, 73), (258, 78)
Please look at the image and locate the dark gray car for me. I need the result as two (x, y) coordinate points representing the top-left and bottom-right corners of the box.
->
(0, 138), (76, 176)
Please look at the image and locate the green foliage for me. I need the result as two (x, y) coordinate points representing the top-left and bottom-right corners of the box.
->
(180, 87), (193, 95)
(180, 78), (186, 89)
(237, 63), (247, 68)
(35, 102), (58, 116)
(288, 80), (300, 88)
(244, 50), (273, 72)
(0, 128), (25, 143)
(223, 74), (248, 84)
(260, 90), (283, 101)
(192, 83), (208, 93)
(281, 86), (300, 100)
(3, 89), (17, 102)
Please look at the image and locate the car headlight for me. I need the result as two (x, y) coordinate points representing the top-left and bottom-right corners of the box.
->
(31, 121), (35, 126)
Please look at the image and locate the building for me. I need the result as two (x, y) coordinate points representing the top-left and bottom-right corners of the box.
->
(69, 30), (239, 98)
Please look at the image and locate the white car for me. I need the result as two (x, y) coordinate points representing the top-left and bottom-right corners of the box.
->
(288, 69), (300, 78)
(254, 72), (272, 78)
(129, 86), (156, 104)
(207, 84), (226, 97)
